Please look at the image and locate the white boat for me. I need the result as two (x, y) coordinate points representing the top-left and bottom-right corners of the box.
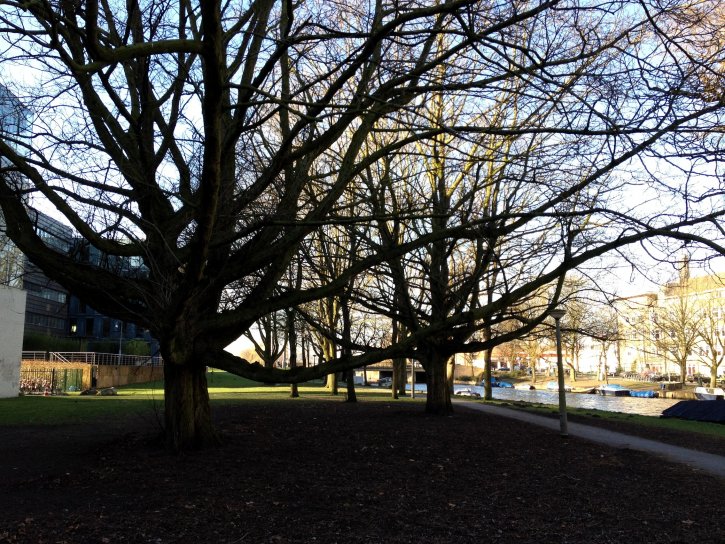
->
(596, 384), (631, 397)
(454, 387), (481, 398)
(694, 387), (725, 400)
(514, 383), (536, 390)
(545, 381), (571, 392)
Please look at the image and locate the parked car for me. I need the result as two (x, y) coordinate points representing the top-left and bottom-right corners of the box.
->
(497, 366), (510, 372)
(377, 377), (393, 388)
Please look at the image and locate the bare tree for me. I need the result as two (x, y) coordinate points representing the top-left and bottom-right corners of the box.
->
(693, 295), (725, 387)
(244, 311), (287, 369)
(589, 307), (620, 382)
(654, 282), (700, 383)
(519, 329), (551, 387)
(3, 1), (509, 447)
(2, 1), (725, 446)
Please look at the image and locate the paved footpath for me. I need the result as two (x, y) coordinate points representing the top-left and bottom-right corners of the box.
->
(457, 401), (725, 479)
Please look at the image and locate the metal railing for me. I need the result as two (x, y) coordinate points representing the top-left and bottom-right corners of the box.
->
(23, 351), (163, 366)
(20, 351), (47, 362)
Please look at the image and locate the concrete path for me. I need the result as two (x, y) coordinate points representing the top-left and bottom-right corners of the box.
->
(457, 401), (725, 479)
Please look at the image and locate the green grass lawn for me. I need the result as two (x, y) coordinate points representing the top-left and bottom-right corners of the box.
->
(491, 399), (725, 439)
(2, 371), (723, 441)
(0, 370), (412, 425)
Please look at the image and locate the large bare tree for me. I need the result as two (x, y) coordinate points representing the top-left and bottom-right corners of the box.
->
(1, 0), (725, 444)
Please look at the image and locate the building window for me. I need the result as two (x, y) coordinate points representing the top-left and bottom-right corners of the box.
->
(25, 313), (65, 330)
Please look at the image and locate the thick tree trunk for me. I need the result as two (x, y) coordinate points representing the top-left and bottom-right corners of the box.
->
(321, 336), (338, 394)
(423, 351), (453, 415)
(392, 357), (407, 399)
(326, 372), (339, 394)
(391, 318), (407, 398)
(345, 371), (357, 402)
(163, 361), (218, 451)
(711, 366), (719, 388)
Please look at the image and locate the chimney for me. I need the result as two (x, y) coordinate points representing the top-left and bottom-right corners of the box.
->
(678, 252), (690, 285)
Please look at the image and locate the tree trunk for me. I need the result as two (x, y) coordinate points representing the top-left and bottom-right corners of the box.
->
(392, 356), (407, 398)
(711, 366), (719, 388)
(321, 337), (338, 394)
(326, 372), (339, 394)
(423, 350), (453, 415)
(163, 361), (218, 451)
(286, 308), (299, 398)
(345, 371), (357, 402)
(391, 319), (407, 398)
(483, 347), (493, 400)
(446, 356), (455, 395)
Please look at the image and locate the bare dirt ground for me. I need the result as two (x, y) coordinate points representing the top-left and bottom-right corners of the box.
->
(1, 398), (723, 544)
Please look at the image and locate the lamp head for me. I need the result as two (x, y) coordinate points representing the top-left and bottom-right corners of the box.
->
(550, 308), (566, 320)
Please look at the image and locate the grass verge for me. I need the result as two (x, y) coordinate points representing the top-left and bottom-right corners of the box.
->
(2, 371), (722, 442)
(486, 398), (725, 439)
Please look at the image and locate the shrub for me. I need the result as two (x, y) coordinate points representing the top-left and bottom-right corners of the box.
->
(23, 332), (85, 352)
(123, 339), (151, 356)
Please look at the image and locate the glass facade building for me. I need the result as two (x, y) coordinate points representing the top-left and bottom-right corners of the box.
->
(1, 84), (148, 348)
(0, 84), (30, 287)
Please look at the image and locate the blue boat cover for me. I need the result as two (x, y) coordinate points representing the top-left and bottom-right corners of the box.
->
(630, 390), (658, 398)
(661, 400), (725, 423)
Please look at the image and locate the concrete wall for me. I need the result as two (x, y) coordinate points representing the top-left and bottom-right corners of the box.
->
(95, 365), (163, 388)
(0, 287), (27, 397)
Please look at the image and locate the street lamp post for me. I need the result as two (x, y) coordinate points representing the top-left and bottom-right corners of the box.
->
(116, 321), (123, 364)
(550, 308), (568, 437)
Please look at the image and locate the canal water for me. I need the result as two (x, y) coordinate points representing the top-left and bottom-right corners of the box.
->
(405, 384), (682, 417)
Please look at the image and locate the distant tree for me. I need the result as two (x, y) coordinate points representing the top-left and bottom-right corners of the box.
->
(0, 230), (23, 287)
(654, 284), (700, 383)
(693, 296), (725, 387)
(589, 307), (620, 382)
(244, 311), (287, 370)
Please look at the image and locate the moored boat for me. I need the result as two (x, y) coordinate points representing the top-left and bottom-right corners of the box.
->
(629, 389), (658, 398)
(482, 377), (514, 388)
(570, 386), (597, 394)
(545, 381), (571, 392)
(514, 383), (536, 390)
(662, 400), (725, 422)
(596, 384), (631, 397)
(694, 387), (725, 400)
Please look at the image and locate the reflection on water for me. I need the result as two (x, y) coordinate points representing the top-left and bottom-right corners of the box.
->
(440, 384), (681, 417)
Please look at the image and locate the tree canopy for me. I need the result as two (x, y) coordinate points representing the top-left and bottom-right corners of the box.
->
(1, 0), (724, 448)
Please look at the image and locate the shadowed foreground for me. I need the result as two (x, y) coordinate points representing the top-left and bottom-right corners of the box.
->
(0, 399), (723, 543)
